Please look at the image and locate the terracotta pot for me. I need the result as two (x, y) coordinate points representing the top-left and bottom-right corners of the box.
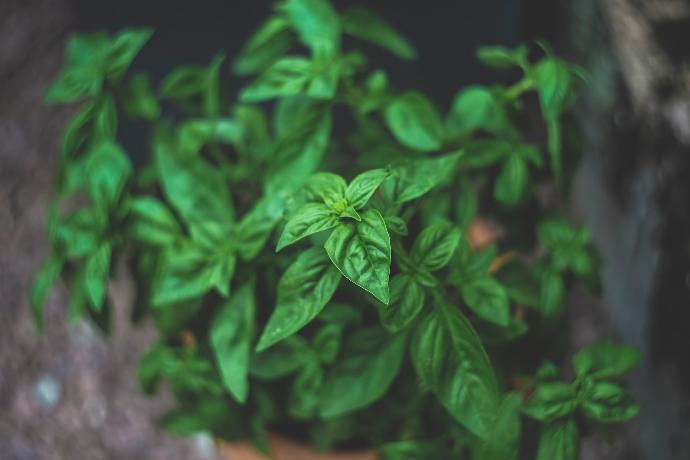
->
(217, 434), (377, 460)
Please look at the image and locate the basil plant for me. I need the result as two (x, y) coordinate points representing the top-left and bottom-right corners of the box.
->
(33, 0), (640, 458)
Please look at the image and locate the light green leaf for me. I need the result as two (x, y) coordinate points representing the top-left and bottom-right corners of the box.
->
(536, 418), (579, 460)
(104, 28), (153, 83)
(86, 141), (132, 208)
(127, 196), (182, 246)
(281, 0), (340, 55)
(523, 382), (578, 422)
(239, 57), (312, 102)
(384, 92), (444, 151)
(580, 380), (639, 422)
(573, 342), (641, 380)
(476, 45), (527, 69)
(461, 277), (510, 327)
(276, 203), (339, 251)
(341, 7), (416, 60)
(233, 16), (294, 76)
(30, 255), (64, 332)
(45, 66), (102, 103)
(494, 154), (528, 206)
(411, 299), (500, 439)
(302, 172), (347, 206)
(210, 282), (256, 403)
(319, 328), (405, 418)
(123, 74), (160, 120)
(410, 221), (462, 272)
(325, 209), (391, 304)
(257, 247), (341, 351)
(345, 168), (389, 209)
(84, 243), (111, 312)
(446, 86), (512, 137)
(379, 273), (425, 333)
(532, 57), (581, 121)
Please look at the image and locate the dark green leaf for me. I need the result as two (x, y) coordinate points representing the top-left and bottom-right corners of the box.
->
(383, 153), (461, 204)
(257, 247), (341, 351)
(30, 255), (64, 332)
(411, 298), (500, 439)
(319, 328), (405, 418)
(475, 392), (522, 460)
(210, 282), (256, 403)
(379, 273), (425, 332)
(536, 418), (579, 460)
(461, 277), (510, 327)
(84, 243), (111, 312)
(494, 154), (528, 206)
(325, 209), (391, 304)
(410, 221), (462, 272)
(523, 382), (578, 422)
(250, 339), (308, 380)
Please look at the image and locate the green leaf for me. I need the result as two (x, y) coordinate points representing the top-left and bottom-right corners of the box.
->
(281, 0), (340, 55)
(539, 267), (564, 316)
(86, 141), (132, 208)
(302, 172), (347, 206)
(461, 277), (510, 327)
(475, 392), (522, 460)
(233, 17), (294, 76)
(384, 92), (444, 152)
(266, 102), (332, 194)
(341, 7), (416, 60)
(178, 118), (242, 156)
(104, 28), (153, 83)
(276, 203), (339, 251)
(345, 168), (388, 209)
(446, 86), (512, 137)
(532, 57), (581, 121)
(580, 380), (639, 422)
(476, 45), (527, 69)
(312, 323), (343, 364)
(379, 442), (446, 460)
(410, 221), (462, 272)
(127, 196), (181, 246)
(289, 362), (324, 418)
(379, 273), (425, 332)
(210, 282), (256, 403)
(235, 194), (285, 261)
(319, 328), (405, 418)
(325, 209), (391, 304)
(30, 255), (64, 332)
(257, 247), (341, 351)
(45, 65), (102, 103)
(84, 243), (111, 312)
(573, 342), (641, 380)
(239, 57), (313, 102)
(384, 215), (408, 236)
(494, 154), (528, 206)
(152, 243), (235, 306)
(138, 343), (177, 394)
(523, 382), (578, 422)
(411, 297), (500, 439)
(454, 177), (478, 229)
(536, 418), (579, 460)
(462, 139), (512, 168)
(250, 339), (308, 380)
(155, 133), (234, 237)
(123, 74), (160, 120)
(383, 153), (461, 204)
